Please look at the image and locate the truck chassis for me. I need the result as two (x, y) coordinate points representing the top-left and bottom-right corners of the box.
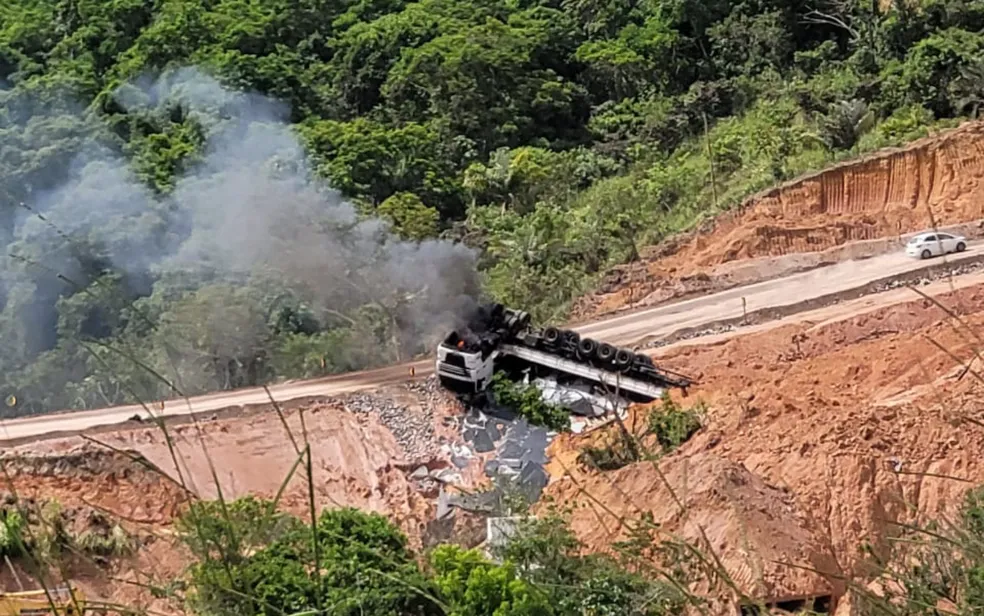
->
(435, 303), (694, 404)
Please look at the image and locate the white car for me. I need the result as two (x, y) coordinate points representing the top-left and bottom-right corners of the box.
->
(905, 231), (968, 259)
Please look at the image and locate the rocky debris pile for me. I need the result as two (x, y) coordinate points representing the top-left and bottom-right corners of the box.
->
(405, 376), (455, 402)
(873, 257), (984, 291)
(344, 392), (434, 461)
(341, 377), (455, 462)
(2, 446), (182, 489)
(643, 323), (739, 350)
(406, 463), (464, 496)
(450, 405), (553, 506)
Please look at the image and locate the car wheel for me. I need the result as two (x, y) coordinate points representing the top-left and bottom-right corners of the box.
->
(957, 241), (967, 252)
(921, 249), (932, 259)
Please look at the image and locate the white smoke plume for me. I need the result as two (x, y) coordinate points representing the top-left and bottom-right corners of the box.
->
(0, 67), (482, 401)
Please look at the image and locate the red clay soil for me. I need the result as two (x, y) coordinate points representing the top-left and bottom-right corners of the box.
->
(545, 452), (842, 609)
(573, 120), (984, 320)
(547, 280), (984, 605)
(2, 382), (475, 613)
(0, 448), (192, 614)
(21, 386), (471, 545)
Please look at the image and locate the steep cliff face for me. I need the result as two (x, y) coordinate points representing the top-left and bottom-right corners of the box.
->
(697, 120), (984, 264)
(573, 120), (984, 320)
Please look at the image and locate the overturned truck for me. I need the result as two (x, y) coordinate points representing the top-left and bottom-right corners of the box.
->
(436, 303), (694, 404)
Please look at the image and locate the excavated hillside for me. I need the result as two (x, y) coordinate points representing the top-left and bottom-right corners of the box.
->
(20, 380), (473, 547)
(1, 379), (482, 612)
(0, 447), (193, 614)
(546, 279), (984, 609)
(8, 121), (984, 614)
(573, 119), (984, 320)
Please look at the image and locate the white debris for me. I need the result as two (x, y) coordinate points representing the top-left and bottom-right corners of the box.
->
(530, 376), (628, 418)
(431, 468), (463, 485)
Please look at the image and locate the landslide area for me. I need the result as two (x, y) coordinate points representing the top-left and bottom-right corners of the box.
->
(548, 279), (984, 604)
(0, 447), (193, 614)
(4, 380), (481, 611)
(573, 120), (984, 320)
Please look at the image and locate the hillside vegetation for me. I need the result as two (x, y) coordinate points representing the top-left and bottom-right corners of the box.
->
(2, 0), (983, 413)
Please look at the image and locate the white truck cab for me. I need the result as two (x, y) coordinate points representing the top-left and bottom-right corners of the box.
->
(436, 332), (497, 393)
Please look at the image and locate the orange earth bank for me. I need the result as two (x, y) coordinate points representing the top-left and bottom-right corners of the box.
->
(573, 120), (984, 320)
(546, 280), (984, 610)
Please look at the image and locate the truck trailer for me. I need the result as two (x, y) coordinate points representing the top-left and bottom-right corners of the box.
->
(435, 303), (694, 403)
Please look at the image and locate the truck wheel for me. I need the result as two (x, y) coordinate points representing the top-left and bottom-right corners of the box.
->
(544, 327), (560, 344)
(578, 338), (597, 358)
(597, 343), (615, 362)
(615, 349), (633, 369)
(635, 353), (653, 366)
(517, 311), (532, 328)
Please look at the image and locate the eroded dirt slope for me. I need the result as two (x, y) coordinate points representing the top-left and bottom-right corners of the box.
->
(0, 380), (479, 613)
(549, 280), (984, 604)
(574, 120), (984, 319)
(546, 452), (841, 606)
(0, 448), (192, 614)
(21, 380), (471, 549)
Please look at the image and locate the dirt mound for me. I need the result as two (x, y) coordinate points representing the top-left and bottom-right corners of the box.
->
(652, 281), (984, 574)
(0, 381), (475, 612)
(544, 452), (841, 604)
(548, 278), (984, 609)
(1, 446), (192, 524)
(0, 446), (193, 613)
(20, 380), (471, 548)
(573, 120), (984, 319)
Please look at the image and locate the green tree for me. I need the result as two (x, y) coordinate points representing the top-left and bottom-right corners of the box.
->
(183, 504), (443, 616)
(377, 192), (440, 241)
(819, 98), (875, 151)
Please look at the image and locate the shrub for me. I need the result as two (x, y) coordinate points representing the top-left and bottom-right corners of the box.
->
(579, 435), (642, 471)
(647, 393), (704, 453)
(489, 371), (571, 432)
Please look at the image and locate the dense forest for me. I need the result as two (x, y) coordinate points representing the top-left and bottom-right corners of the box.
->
(1, 0), (983, 414)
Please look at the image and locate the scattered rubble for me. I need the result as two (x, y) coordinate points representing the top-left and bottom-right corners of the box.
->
(341, 379), (449, 462)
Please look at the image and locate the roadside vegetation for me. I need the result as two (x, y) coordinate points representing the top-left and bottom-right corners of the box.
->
(174, 497), (692, 616)
(0, 496), (135, 570)
(7, 0), (984, 609)
(3, 0), (984, 414)
(489, 370), (572, 432)
(579, 392), (705, 471)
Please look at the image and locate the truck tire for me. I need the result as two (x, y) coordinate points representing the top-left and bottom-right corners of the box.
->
(615, 348), (633, 370)
(635, 353), (653, 366)
(544, 327), (561, 344)
(578, 338), (598, 358)
(519, 312), (532, 328)
(597, 343), (615, 362)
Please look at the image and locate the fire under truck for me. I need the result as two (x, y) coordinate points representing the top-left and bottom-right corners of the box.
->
(435, 303), (694, 403)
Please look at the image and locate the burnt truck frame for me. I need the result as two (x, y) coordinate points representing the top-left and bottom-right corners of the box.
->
(435, 303), (694, 403)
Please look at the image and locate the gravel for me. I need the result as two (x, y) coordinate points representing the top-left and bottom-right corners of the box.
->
(339, 377), (448, 462)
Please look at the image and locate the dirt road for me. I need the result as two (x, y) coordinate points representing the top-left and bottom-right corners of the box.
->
(0, 244), (978, 443)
